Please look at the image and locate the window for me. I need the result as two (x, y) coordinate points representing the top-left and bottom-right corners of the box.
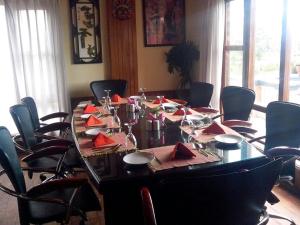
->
(223, 0), (300, 109)
(223, 0), (244, 86)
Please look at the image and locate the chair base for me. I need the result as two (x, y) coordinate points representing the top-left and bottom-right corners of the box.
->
(269, 213), (296, 225)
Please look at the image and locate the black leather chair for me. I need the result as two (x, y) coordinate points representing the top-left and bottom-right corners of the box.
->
(90, 79), (127, 101)
(214, 86), (257, 135)
(189, 82), (214, 108)
(0, 126), (101, 225)
(21, 97), (70, 138)
(141, 187), (157, 225)
(10, 104), (76, 179)
(150, 158), (282, 225)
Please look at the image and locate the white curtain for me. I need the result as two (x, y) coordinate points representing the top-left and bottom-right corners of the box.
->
(194, 0), (225, 109)
(0, 0), (69, 133)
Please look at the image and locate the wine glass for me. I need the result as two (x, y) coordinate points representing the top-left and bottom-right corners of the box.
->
(157, 96), (165, 111)
(180, 106), (192, 127)
(124, 122), (137, 149)
(104, 89), (112, 109)
(140, 88), (147, 103)
(112, 106), (121, 127)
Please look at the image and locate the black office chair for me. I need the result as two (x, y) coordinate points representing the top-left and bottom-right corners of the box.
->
(0, 126), (101, 225)
(21, 97), (70, 138)
(213, 86), (257, 135)
(150, 158), (282, 225)
(10, 104), (75, 179)
(90, 79), (127, 101)
(189, 82), (214, 108)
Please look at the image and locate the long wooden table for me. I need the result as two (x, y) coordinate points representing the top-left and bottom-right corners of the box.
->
(72, 101), (266, 225)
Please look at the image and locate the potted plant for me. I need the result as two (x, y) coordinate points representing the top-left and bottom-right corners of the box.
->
(165, 41), (200, 90)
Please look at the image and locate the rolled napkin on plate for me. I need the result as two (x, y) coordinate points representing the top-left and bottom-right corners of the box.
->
(83, 105), (98, 114)
(92, 133), (115, 148)
(173, 108), (192, 116)
(85, 115), (103, 127)
(202, 122), (226, 135)
(170, 142), (196, 160)
(111, 94), (121, 102)
(153, 97), (168, 104)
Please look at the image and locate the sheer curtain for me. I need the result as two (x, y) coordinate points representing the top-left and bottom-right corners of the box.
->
(0, 0), (69, 132)
(194, 0), (225, 109)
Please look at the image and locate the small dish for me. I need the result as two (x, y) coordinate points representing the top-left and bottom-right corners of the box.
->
(129, 96), (141, 100)
(123, 152), (154, 165)
(85, 128), (102, 136)
(80, 114), (91, 120)
(214, 134), (243, 145)
(162, 103), (178, 109)
(77, 103), (87, 108)
(186, 115), (204, 121)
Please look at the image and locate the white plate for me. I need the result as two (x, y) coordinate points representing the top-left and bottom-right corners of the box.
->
(129, 96), (141, 100)
(186, 115), (204, 121)
(78, 103), (88, 108)
(214, 134), (243, 145)
(80, 114), (91, 120)
(162, 103), (178, 108)
(85, 128), (102, 136)
(123, 152), (154, 165)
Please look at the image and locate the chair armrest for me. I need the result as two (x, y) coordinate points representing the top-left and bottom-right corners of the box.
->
(229, 126), (257, 135)
(222, 119), (252, 127)
(12, 135), (33, 154)
(31, 138), (73, 151)
(22, 146), (69, 162)
(192, 107), (219, 114)
(27, 177), (87, 197)
(248, 135), (266, 143)
(35, 122), (71, 134)
(40, 112), (69, 121)
(265, 146), (300, 158)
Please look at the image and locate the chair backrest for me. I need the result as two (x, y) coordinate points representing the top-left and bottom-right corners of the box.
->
(0, 127), (26, 194)
(10, 104), (38, 149)
(189, 82), (214, 107)
(21, 97), (40, 130)
(221, 86), (255, 121)
(153, 159), (281, 225)
(141, 187), (157, 225)
(265, 101), (300, 150)
(90, 79), (127, 100)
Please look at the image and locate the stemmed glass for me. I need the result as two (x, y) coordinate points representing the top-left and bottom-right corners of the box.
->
(180, 106), (192, 127)
(124, 121), (137, 149)
(112, 106), (121, 128)
(157, 96), (165, 111)
(104, 89), (111, 110)
(140, 88), (147, 103)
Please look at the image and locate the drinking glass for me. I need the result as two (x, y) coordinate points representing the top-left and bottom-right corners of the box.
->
(140, 88), (147, 103)
(157, 95), (165, 111)
(112, 106), (121, 127)
(104, 89), (112, 109)
(124, 122), (137, 149)
(180, 106), (192, 127)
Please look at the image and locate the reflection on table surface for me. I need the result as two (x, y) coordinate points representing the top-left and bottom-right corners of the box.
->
(72, 102), (266, 187)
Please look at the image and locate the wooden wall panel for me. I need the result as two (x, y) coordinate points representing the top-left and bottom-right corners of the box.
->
(106, 0), (138, 96)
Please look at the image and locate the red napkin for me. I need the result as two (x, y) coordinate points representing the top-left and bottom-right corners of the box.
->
(202, 122), (225, 135)
(85, 115), (103, 127)
(83, 105), (98, 114)
(112, 94), (121, 102)
(92, 133), (115, 148)
(153, 97), (168, 104)
(170, 142), (196, 160)
(193, 107), (218, 114)
(173, 108), (192, 116)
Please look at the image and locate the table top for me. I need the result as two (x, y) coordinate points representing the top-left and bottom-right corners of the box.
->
(72, 101), (266, 191)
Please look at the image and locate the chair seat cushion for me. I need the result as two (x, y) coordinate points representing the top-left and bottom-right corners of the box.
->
(28, 182), (101, 224)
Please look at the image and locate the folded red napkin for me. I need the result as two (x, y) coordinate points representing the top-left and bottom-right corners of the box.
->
(202, 122), (225, 135)
(85, 115), (103, 127)
(92, 133), (115, 148)
(153, 97), (168, 104)
(111, 94), (121, 102)
(173, 108), (192, 116)
(127, 98), (136, 104)
(170, 142), (196, 160)
(193, 107), (218, 114)
(83, 105), (98, 114)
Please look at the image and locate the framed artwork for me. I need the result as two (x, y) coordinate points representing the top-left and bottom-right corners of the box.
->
(70, 0), (102, 64)
(143, 0), (185, 47)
